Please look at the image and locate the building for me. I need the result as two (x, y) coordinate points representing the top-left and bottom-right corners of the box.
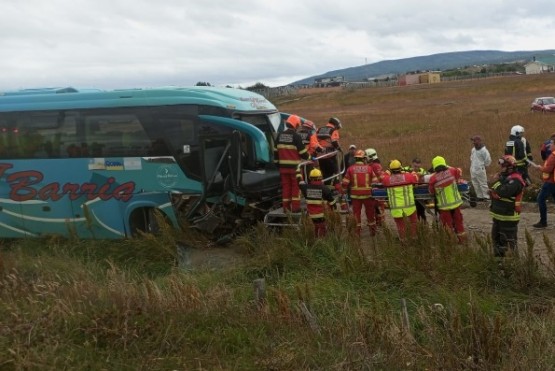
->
(525, 54), (555, 74)
(314, 76), (345, 87)
(398, 72), (441, 86)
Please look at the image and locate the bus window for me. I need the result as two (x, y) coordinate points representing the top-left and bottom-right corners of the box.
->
(84, 114), (150, 157)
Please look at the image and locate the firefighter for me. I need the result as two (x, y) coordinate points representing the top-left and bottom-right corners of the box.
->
(299, 168), (337, 237)
(489, 155), (526, 257)
(428, 156), (466, 243)
(341, 150), (377, 237)
(505, 124), (532, 185)
(298, 119), (323, 157)
(381, 160), (419, 241)
(403, 157), (428, 222)
(274, 114), (310, 213)
(365, 148), (385, 226)
(316, 117), (342, 189)
(296, 119), (323, 183)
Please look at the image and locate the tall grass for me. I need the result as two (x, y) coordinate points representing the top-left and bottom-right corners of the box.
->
(2, 218), (555, 369)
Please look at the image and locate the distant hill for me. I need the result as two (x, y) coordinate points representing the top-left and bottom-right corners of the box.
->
(291, 50), (555, 85)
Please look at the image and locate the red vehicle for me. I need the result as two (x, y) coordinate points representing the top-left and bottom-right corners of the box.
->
(531, 97), (555, 113)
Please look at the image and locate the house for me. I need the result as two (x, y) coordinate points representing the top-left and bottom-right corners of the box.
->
(525, 54), (555, 74)
(398, 72), (441, 86)
(314, 76), (345, 87)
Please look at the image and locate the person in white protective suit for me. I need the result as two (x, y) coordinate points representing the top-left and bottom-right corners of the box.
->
(470, 135), (492, 201)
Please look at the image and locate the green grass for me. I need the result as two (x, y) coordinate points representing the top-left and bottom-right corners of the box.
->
(2, 219), (555, 369)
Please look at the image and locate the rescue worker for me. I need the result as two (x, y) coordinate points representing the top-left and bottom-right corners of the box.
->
(298, 120), (323, 157)
(489, 155), (526, 257)
(274, 114), (310, 213)
(381, 160), (419, 241)
(365, 148), (385, 226)
(298, 168), (337, 237)
(530, 133), (555, 229)
(470, 135), (492, 201)
(341, 150), (377, 237)
(316, 117), (342, 189)
(428, 156), (466, 243)
(344, 144), (357, 169)
(296, 119), (323, 182)
(505, 125), (532, 185)
(403, 157), (428, 222)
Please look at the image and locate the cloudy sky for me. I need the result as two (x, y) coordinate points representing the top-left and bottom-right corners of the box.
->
(1, 0), (554, 90)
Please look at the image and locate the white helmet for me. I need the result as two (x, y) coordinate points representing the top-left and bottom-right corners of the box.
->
(365, 148), (378, 161)
(510, 125), (525, 136)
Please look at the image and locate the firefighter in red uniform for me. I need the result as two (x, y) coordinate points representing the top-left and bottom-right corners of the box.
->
(316, 117), (342, 190)
(341, 150), (377, 236)
(296, 119), (323, 182)
(298, 120), (323, 157)
(365, 148), (385, 226)
(428, 156), (466, 243)
(299, 168), (337, 237)
(381, 160), (419, 240)
(274, 115), (310, 212)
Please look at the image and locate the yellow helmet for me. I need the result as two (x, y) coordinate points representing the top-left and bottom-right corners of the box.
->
(389, 159), (402, 170)
(309, 168), (323, 180)
(432, 156), (447, 170)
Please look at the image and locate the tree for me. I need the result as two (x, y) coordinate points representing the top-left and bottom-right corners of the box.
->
(195, 82), (212, 86)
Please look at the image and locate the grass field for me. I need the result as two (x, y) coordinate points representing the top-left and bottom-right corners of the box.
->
(2, 74), (555, 370)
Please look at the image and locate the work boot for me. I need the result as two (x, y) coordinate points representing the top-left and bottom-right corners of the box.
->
(533, 221), (547, 229)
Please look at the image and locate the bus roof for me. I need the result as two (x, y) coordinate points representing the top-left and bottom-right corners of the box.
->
(0, 86), (277, 113)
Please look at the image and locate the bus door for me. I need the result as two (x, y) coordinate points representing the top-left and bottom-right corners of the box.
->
(200, 136), (233, 197)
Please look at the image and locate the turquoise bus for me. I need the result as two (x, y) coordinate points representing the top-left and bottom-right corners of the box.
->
(0, 86), (284, 240)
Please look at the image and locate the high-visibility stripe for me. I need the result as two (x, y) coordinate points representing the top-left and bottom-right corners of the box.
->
(490, 211), (520, 221)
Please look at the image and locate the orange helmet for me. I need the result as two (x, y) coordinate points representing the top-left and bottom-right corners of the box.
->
(302, 120), (316, 131)
(498, 155), (517, 168)
(286, 115), (301, 129)
(354, 150), (366, 159)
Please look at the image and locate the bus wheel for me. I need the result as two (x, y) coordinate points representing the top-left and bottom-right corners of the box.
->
(129, 207), (163, 237)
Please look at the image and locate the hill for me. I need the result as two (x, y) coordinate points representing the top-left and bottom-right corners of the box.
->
(291, 49), (555, 85)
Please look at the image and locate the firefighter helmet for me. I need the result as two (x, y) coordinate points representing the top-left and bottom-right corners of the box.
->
(432, 156), (447, 170)
(365, 148), (378, 161)
(309, 168), (323, 180)
(498, 155), (517, 168)
(328, 117), (342, 129)
(302, 120), (315, 131)
(510, 125), (525, 137)
(354, 150), (366, 159)
(389, 159), (402, 171)
(286, 115), (301, 129)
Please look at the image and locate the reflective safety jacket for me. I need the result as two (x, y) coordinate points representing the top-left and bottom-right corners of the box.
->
(505, 135), (532, 168)
(381, 171), (419, 218)
(274, 128), (310, 174)
(341, 160), (375, 199)
(370, 161), (383, 183)
(298, 128), (322, 156)
(490, 172), (525, 221)
(428, 166), (463, 210)
(316, 123), (340, 150)
(539, 150), (555, 184)
(299, 180), (337, 219)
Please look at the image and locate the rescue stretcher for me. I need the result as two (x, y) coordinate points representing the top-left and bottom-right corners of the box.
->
(263, 150), (347, 228)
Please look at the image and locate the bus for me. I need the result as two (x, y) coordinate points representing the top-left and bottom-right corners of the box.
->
(0, 86), (284, 240)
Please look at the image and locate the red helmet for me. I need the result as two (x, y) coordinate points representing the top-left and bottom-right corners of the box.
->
(302, 120), (315, 130)
(286, 115), (301, 129)
(498, 155), (517, 168)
